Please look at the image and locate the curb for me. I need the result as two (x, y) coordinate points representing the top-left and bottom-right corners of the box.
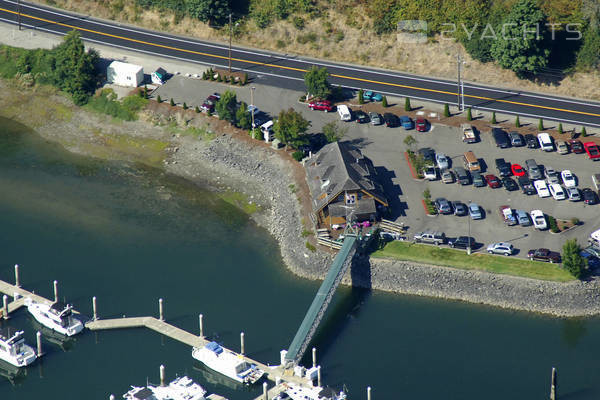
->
(422, 199), (437, 217)
(404, 151), (422, 180)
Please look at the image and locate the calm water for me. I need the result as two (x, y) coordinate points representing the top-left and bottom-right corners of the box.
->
(1, 117), (599, 400)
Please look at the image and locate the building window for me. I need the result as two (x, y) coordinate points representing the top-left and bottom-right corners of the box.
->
(127, 76), (131, 80)
(346, 193), (356, 204)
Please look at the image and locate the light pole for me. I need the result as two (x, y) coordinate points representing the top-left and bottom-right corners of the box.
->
(250, 86), (256, 129)
(17, 0), (21, 31)
(467, 200), (472, 255)
(228, 13), (232, 73)
(456, 54), (466, 111)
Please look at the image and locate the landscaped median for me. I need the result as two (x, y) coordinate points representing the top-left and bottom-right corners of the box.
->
(372, 241), (575, 282)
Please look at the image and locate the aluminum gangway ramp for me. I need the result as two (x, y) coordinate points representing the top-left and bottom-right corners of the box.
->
(285, 235), (358, 365)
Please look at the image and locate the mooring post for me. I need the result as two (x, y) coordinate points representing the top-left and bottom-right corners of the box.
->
(312, 347), (317, 368)
(550, 367), (557, 400)
(160, 364), (165, 387)
(263, 382), (268, 400)
(14, 264), (20, 288)
(240, 332), (245, 355)
(367, 386), (372, 400)
(159, 298), (164, 321)
(53, 280), (58, 303)
(36, 331), (43, 356)
(92, 296), (98, 320)
(199, 314), (204, 337)
(2, 295), (8, 319)
(317, 366), (321, 387)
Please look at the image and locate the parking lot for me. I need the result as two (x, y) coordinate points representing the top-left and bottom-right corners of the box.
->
(152, 75), (600, 259)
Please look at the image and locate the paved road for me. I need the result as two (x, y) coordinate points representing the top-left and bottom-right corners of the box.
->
(1, 0), (600, 128)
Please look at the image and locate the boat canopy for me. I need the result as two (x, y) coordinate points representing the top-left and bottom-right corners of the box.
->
(205, 341), (223, 354)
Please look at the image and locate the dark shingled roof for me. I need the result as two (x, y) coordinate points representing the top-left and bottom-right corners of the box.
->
(305, 141), (387, 214)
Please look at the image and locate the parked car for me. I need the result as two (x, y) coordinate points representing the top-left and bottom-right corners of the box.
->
(581, 249), (600, 269)
(566, 187), (581, 201)
(569, 139), (584, 154)
(534, 180), (550, 198)
(549, 183), (566, 200)
(492, 128), (510, 148)
(502, 177), (518, 191)
(448, 236), (474, 249)
(495, 158), (512, 177)
(545, 167), (560, 185)
(499, 205), (518, 226)
(200, 93), (220, 112)
(423, 166), (437, 180)
(557, 141), (569, 155)
(383, 113), (399, 127)
(369, 112), (382, 125)
(525, 159), (542, 180)
(452, 201), (468, 216)
(515, 210), (532, 226)
(561, 170), (576, 188)
(399, 116), (414, 130)
(434, 198), (453, 214)
(582, 188), (598, 205)
(416, 118), (428, 132)
(528, 248), (561, 263)
(468, 203), (483, 219)
(436, 153), (450, 170)
(308, 100), (334, 112)
(454, 167), (470, 185)
(530, 210), (547, 230)
(355, 110), (370, 123)
(538, 132), (554, 151)
(487, 242), (515, 256)
(472, 171), (486, 187)
(364, 91), (382, 101)
(485, 174), (501, 188)
(462, 124), (477, 143)
(518, 176), (536, 195)
(414, 230), (446, 245)
(511, 163), (526, 177)
(442, 170), (455, 183)
(584, 142), (600, 160)
(525, 134), (539, 148)
(509, 132), (524, 147)
(418, 147), (435, 162)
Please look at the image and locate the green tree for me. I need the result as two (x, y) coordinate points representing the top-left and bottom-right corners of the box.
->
(515, 115), (520, 127)
(443, 103), (450, 118)
(273, 108), (311, 148)
(215, 90), (237, 123)
(403, 134), (417, 149)
(576, 27), (600, 71)
(183, 102), (188, 110)
(53, 30), (99, 105)
(195, 106), (200, 113)
(381, 96), (388, 107)
(185, 0), (230, 25)
(490, 0), (551, 77)
(358, 89), (364, 104)
(538, 118), (544, 131)
(558, 123), (563, 134)
(242, 73), (248, 85)
(466, 107), (472, 121)
(581, 126), (587, 136)
(157, 95), (162, 103)
(562, 239), (585, 279)
(322, 121), (348, 143)
(404, 97), (411, 111)
(491, 112), (497, 124)
(170, 98), (175, 106)
(304, 66), (331, 99)
(236, 101), (252, 129)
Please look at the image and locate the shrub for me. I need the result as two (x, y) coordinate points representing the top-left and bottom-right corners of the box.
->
(306, 241), (316, 252)
(183, 102), (188, 110)
(381, 96), (388, 107)
(491, 112), (497, 124)
(217, 74), (222, 82)
(548, 215), (559, 233)
(292, 150), (305, 161)
(157, 95), (162, 103)
(335, 32), (345, 42)
(358, 89), (364, 104)
(558, 123), (563, 134)
(301, 229), (312, 237)
(242, 73), (248, 85)
(195, 106), (200, 113)
(443, 103), (450, 117)
(276, 39), (286, 48)
(562, 239), (585, 279)
(223, 75), (229, 83)
(423, 188), (431, 200)
(170, 98), (175, 106)
(292, 16), (305, 30)
(404, 97), (411, 111)
(202, 71), (207, 80)
(538, 118), (544, 131)
(466, 107), (472, 121)
(515, 115), (520, 127)
(571, 217), (580, 226)
(581, 127), (587, 137)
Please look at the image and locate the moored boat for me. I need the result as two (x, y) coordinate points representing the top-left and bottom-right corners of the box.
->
(191, 341), (264, 384)
(0, 330), (37, 367)
(25, 298), (84, 337)
(123, 375), (207, 400)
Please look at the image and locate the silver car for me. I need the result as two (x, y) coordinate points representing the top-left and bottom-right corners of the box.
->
(567, 187), (581, 201)
(436, 153), (450, 170)
(369, 112), (382, 125)
(487, 242), (515, 256)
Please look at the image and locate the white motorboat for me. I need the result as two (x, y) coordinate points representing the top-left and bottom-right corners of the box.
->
(284, 384), (347, 400)
(123, 375), (207, 400)
(191, 341), (264, 384)
(0, 330), (37, 367)
(25, 299), (84, 337)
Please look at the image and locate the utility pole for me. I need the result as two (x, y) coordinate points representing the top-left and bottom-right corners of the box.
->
(456, 54), (465, 111)
(467, 200), (472, 255)
(228, 13), (233, 73)
(250, 86), (256, 129)
(17, 0), (21, 31)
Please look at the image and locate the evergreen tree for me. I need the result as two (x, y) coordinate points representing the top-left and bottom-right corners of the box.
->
(558, 123), (563, 134)
(157, 95), (162, 103)
(236, 101), (251, 129)
(562, 239), (585, 279)
(358, 89), (364, 105)
(170, 98), (175, 106)
(466, 107), (472, 121)
(185, 0), (230, 25)
(195, 106), (200, 113)
(381, 96), (388, 108)
(491, 112), (497, 124)
(443, 103), (450, 118)
(405, 97), (411, 111)
(215, 90), (237, 123)
(538, 118), (544, 131)
(515, 115), (520, 127)
(242, 72), (248, 85)
(273, 108), (311, 148)
(183, 102), (188, 109)
(581, 126), (587, 136)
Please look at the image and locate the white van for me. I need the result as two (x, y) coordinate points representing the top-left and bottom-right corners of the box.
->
(589, 228), (600, 247)
(260, 120), (274, 143)
(592, 173), (600, 191)
(537, 132), (554, 151)
(337, 105), (352, 122)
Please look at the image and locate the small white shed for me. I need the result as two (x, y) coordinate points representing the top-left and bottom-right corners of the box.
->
(107, 61), (144, 88)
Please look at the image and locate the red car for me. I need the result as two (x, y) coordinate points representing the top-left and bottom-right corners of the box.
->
(569, 139), (584, 154)
(308, 100), (334, 112)
(584, 142), (600, 160)
(416, 118), (428, 132)
(511, 163), (526, 177)
(485, 174), (501, 188)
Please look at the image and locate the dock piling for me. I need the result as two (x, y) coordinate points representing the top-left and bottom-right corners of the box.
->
(199, 314), (204, 337)
(2, 295), (7, 319)
(263, 382), (268, 400)
(550, 367), (557, 400)
(240, 332), (245, 355)
(367, 386), (371, 400)
(159, 298), (164, 321)
(317, 366), (321, 387)
(14, 264), (20, 288)
(93, 296), (98, 320)
(160, 364), (165, 387)
(312, 347), (316, 368)
(53, 280), (58, 303)
(36, 331), (43, 356)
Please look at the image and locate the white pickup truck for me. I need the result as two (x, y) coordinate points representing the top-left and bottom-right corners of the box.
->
(462, 123), (476, 143)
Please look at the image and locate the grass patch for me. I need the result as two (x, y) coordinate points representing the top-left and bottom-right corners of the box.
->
(83, 132), (168, 167)
(301, 228), (313, 237)
(372, 241), (575, 282)
(85, 89), (148, 121)
(181, 126), (216, 141)
(219, 191), (259, 214)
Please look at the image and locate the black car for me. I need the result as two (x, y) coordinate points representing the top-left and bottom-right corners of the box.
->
(582, 188), (598, 205)
(418, 147), (436, 162)
(452, 201), (468, 216)
(502, 176), (519, 191)
(495, 158), (512, 177)
(355, 110), (370, 124)
(525, 134), (539, 148)
(383, 113), (400, 127)
(454, 167), (470, 185)
(472, 171), (486, 187)
(434, 198), (453, 214)
(448, 236), (475, 249)
(492, 128), (511, 148)
(509, 131), (524, 147)
(517, 176), (536, 195)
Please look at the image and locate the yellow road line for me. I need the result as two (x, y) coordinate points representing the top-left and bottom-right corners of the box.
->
(3, 7), (600, 118)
